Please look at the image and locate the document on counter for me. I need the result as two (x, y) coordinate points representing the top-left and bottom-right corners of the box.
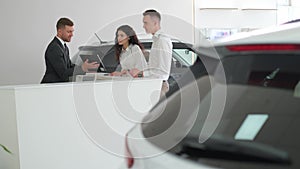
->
(76, 73), (133, 82)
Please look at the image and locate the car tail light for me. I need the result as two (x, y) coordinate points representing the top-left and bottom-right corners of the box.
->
(226, 44), (300, 51)
(125, 134), (134, 168)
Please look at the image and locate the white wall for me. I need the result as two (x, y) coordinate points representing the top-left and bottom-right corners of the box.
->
(0, 0), (194, 86)
(194, 0), (277, 29)
(277, 0), (300, 24)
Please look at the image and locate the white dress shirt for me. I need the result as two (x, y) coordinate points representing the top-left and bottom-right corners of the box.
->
(119, 44), (147, 71)
(56, 36), (67, 48)
(146, 30), (173, 80)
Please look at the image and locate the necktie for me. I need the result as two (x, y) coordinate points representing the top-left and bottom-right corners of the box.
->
(63, 43), (70, 67)
(64, 43), (69, 55)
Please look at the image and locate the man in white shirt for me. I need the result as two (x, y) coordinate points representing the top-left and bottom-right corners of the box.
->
(131, 9), (173, 96)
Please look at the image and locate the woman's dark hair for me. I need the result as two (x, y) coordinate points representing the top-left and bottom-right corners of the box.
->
(114, 25), (144, 62)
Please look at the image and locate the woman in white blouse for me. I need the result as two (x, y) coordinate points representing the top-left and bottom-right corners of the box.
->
(110, 25), (147, 76)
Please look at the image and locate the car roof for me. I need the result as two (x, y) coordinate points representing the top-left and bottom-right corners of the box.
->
(211, 22), (300, 47)
(96, 38), (187, 45)
(83, 33), (187, 47)
(79, 38), (193, 51)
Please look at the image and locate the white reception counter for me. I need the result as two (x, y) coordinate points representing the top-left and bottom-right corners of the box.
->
(0, 78), (162, 169)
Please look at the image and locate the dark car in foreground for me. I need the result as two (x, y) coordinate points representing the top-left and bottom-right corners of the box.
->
(122, 22), (300, 169)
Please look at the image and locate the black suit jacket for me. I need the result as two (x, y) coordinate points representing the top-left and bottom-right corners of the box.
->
(41, 37), (84, 83)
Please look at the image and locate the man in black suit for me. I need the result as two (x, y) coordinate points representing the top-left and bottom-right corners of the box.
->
(41, 17), (99, 83)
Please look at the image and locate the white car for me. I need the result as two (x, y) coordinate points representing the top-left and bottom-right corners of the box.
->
(122, 22), (300, 169)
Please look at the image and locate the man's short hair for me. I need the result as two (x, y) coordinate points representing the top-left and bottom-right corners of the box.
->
(56, 17), (74, 30)
(143, 9), (161, 21)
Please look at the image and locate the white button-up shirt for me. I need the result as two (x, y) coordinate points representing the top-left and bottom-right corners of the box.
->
(120, 44), (147, 71)
(147, 30), (173, 80)
(56, 36), (66, 48)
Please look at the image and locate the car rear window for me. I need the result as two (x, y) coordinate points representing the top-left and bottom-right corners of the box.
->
(215, 53), (300, 92)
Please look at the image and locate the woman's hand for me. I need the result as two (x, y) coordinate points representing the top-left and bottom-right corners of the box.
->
(129, 68), (143, 78)
(110, 71), (122, 76)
